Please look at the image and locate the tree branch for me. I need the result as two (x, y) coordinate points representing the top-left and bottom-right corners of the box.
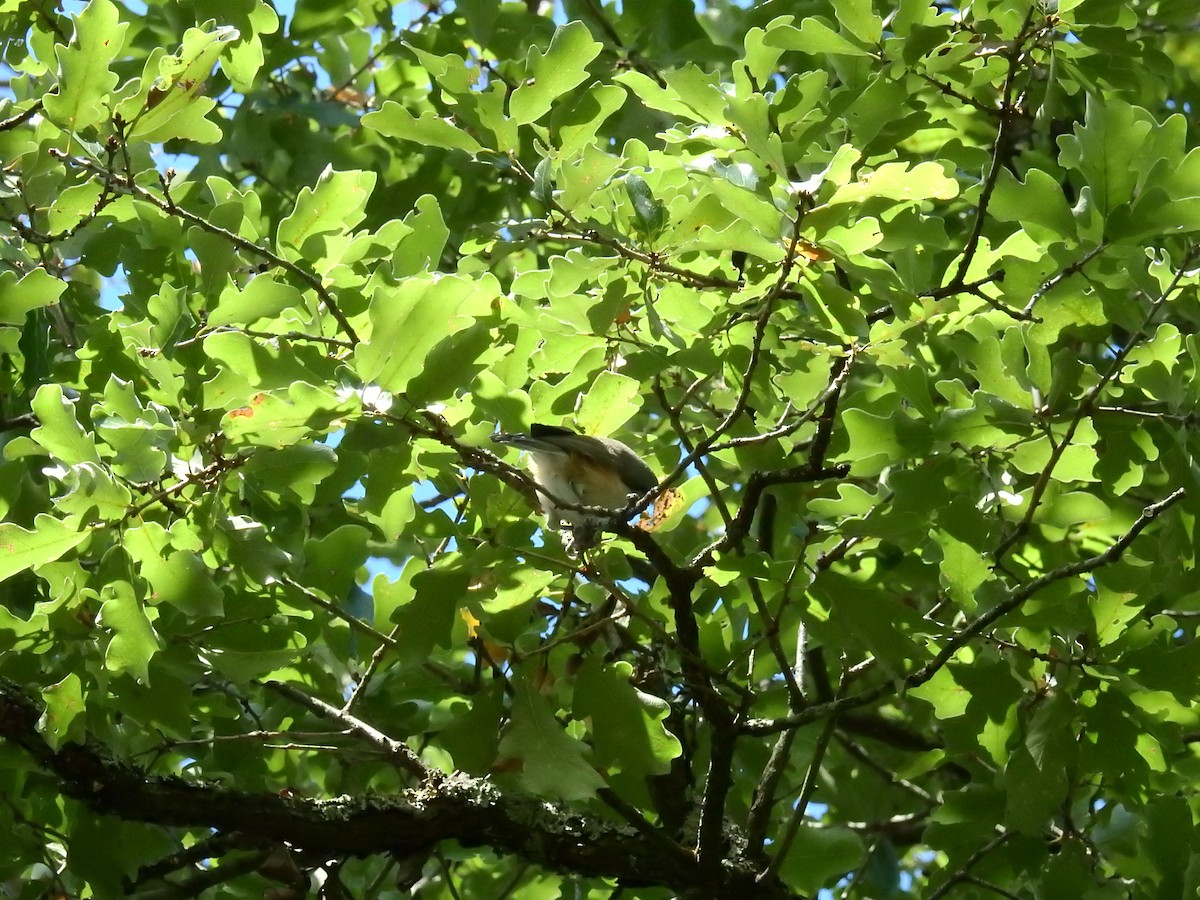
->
(995, 246), (1197, 561)
(49, 149), (361, 345)
(0, 100), (43, 131)
(742, 487), (1185, 736)
(1023, 243), (1106, 317)
(261, 679), (435, 782)
(0, 678), (796, 898)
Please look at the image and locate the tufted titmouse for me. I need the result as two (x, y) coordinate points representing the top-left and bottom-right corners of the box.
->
(492, 424), (657, 551)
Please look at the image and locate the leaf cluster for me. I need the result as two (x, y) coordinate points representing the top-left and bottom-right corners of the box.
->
(2, 1), (1200, 898)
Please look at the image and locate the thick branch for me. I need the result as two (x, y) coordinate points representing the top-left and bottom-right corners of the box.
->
(0, 678), (794, 898)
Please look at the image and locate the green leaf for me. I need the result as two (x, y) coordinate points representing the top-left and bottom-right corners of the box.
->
(1143, 795), (1197, 891)
(1004, 742), (1067, 833)
(1124, 634), (1200, 698)
(278, 166), (377, 255)
(220, 382), (349, 448)
(510, 21), (602, 125)
(362, 102), (484, 154)
(574, 658), (681, 779)
(0, 515), (89, 582)
(661, 65), (727, 124)
(207, 274), (305, 327)
(126, 23), (238, 144)
(0, 269), (68, 325)
(302, 523), (370, 601)
(200, 329), (339, 409)
(834, 0), (884, 44)
(352, 274), (496, 394)
(29, 384), (102, 465)
(43, 0), (128, 132)
(1091, 583), (1141, 647)
(93, 380), (173, 484)
(219, 1), (278, 92)
(532, 156), (554, 208)
(1057, 96), (1149, 216)
(764, 18), (874, 58)
(478, 566), (555, 617)
(499, 670), (605, 801)
(574, 371), (642, 437)
(1037, 491), (1110, 527)
(779, 826), (865, 893)
(990, 168), (1077, 241)
(242, 443), (338, 504)
(624, 173), (666, 237)
(554, 82), (626, 156)
(614, 70), (705, 121)
(394, 194), (451, 278)
(382, 562), (460, 667)
(124, 522), (222, 618)
(204, 625), (306, 681)
(1006, 692), (1075, 832)
(99, 580), (159, 684)
(836, 408), (904, 475)
(66, 813), (175, 896)
(38, 673), (86, 750)
(441, 683), (505, 774)
(54, 461), (133, 519)
(826, 161), (959, 205)
(819, 570), (926, 675)
(935, 531), (992, 612)
(46, 181), (105, 235)
(909, 665), (972, 720)
(152, 552), (224, 618)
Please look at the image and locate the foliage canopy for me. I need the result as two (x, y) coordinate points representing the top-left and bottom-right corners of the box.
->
(3, 0), (1200, 897)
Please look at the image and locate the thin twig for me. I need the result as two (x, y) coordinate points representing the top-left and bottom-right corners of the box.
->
(526, 227), (807, 299)
(0, 99), (43, 131)
(934, 11), (1039, 309)
(914, 71), (996, 115)
(261, 680), (436, 782)
(995, 247), (1197, 560)
(122, 454), (247, 523)
(1094, 405), (1200, 425)
(50, 149), (360, 345)
(597, 788), (694, 869)
(927, 831), (1015, 900)
(281, 574), (398, 648)
(766, 690), (842, 878)
(742, 487), (1185, 736)
(746, 728), (798, 855)
(1023, 243), (1106, 317)
(710, 344), (860, 452)
(652, 377), (733, 527)
(175, 325), (355, 351)
(836, 735), (936, 804)
(696, 705), (744, 880)
(128, 832), (254, 889)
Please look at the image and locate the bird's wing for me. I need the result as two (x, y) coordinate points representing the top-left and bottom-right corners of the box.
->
(491, 432), (569, 454)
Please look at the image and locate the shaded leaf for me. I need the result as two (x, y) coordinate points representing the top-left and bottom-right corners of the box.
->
(499, 671), (605, 801)
(574, 658), (681, 779)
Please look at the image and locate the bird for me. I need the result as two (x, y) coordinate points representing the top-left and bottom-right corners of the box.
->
(491, 424), (658, 552)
